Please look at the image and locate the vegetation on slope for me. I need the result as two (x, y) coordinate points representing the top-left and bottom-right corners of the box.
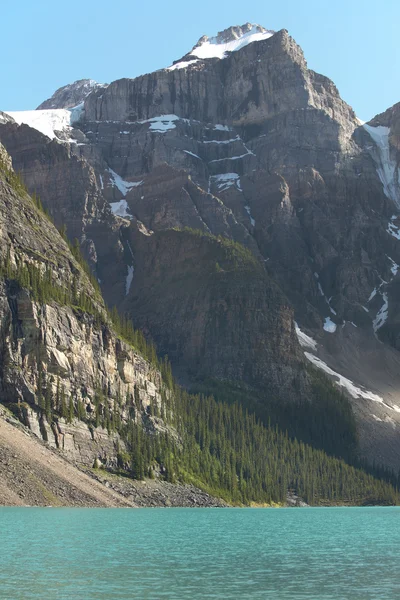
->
(0, 160), (398, 506)
(190, 367), (358, 463)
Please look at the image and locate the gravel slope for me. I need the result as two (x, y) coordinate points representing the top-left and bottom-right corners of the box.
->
(0, 405), (226, 508)
(0, 408), (132, 507)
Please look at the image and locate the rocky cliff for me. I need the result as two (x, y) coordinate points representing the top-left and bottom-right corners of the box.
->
(0, 143), (169, 469)
(122, 226), (303, 393)
(37, 79), (106, 110)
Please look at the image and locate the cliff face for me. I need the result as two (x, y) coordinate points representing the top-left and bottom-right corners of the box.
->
(0, 144), (167, 467)
(122, 227), (304, 398)
(83, 29), (355, 136)
(0, 120), (129, 305)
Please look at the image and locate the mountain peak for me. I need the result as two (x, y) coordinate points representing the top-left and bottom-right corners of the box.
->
(206, 23), (270, 44)
(37, 79), (106, 110)
(189, 23), (275, 60)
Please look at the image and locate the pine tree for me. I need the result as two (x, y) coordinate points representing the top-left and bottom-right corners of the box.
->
(60, 385), (68, 419)
(67, 397), (74, 424)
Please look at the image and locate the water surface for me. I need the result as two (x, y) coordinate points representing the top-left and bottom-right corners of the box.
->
(0, 507), (398, 599)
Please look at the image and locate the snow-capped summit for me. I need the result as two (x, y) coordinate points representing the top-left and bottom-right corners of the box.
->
(37, 78), (106, 110)
(166, 23), (275, 70)
(190, 23), (275, 60)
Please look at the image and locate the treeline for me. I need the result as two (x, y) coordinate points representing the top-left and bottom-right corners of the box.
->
(174, 227), (259, 269)
(153, 388), (399, 506)
(190, 369), (359, 463)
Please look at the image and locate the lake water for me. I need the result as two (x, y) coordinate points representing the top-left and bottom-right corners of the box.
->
(0, 507), (399, 599)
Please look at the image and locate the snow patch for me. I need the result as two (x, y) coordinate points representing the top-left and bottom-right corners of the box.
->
(0, 112), (13, 124)
(139, 114), (182, 133)
(209, 152), (252, 163)
(108, 168), (143, 195)
(373, 292), (388, 332)
(387, 216), (400, 240)
(202, 138), (239, 145)
(210, 172), (242, 192)
(191, 25), (274, 60)
(317, 280), (337, 315)
(363, 124), (400, 207)
(126, 240), (134, 259)
(125, 265), (134, 296)
(371, 414), (383, 422)
(295, 323), (317, 351)
(323, 317), (337, 333)
(244, 205), (255, 227)
(304, 353), (384, 404)
(386, 255), (399, 276)
(5, 109), (74, 141)
(167, 59), (200, 71)
(183, 150), (201, 159)
(214, 124), (231, 132)
(109, 199), (132, 219)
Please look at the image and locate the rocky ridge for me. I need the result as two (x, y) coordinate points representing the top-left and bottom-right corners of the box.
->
(37, 79), (106, 110)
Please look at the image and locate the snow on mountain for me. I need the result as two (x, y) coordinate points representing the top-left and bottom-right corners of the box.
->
(4, 109), (76, 141)
(190, 23), (275, 60)
(373, 292), (389, 332)
(295, 323), (318, 351)
(125, 265), (134, 296)
(304, 352), (385, 404)
(363, 124), (400, 208)
(210, 172), (242, 192)
(37, 79), (105, 110)
(109, 199), (133, 219)
(295, 324), (400, 412)
(0, 111), (14, 125)
(323, 317), (337, 333)
(167, 60), (200, 71)
(387, 215), (400, 240)
(166, 23), (275, 69)
(140, 114), (181, 133)
(106, 168), (142, 218)
(107, 168), (143, 195)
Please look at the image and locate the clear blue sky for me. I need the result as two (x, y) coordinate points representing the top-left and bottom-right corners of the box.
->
(1, 0), (399, 120)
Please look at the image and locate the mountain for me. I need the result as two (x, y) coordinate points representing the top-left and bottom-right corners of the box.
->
(37, 79), (106, 110)
(1, 22), (400, 494)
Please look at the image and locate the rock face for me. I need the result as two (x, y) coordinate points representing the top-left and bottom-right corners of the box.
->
(37, 79), (106, 110)
(2, 23), (400, 469)
(0, 147), (169, 467)
(0, 121), (128, 304)
(122, 227), (304, 398)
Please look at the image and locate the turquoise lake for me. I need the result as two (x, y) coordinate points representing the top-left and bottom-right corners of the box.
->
(0, 507), (399, 599)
